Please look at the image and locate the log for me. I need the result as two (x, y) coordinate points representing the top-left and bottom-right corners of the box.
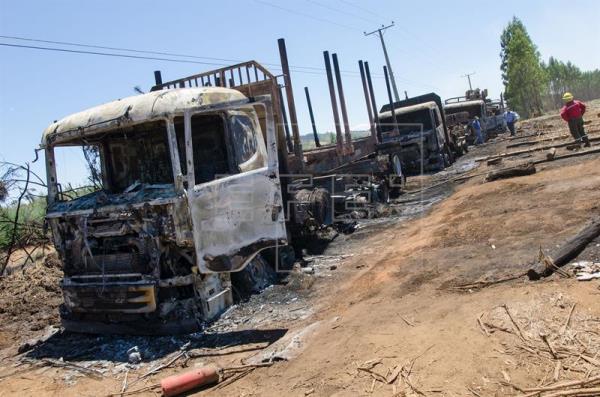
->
(507, 135), (570, 148)
(485, 163), (536, 182)
(409, 146), (600, 195)
(508, 131), (546, 141)
(546, 147), (557, 161)
(533, 146), (600, 165)
(478, 135), (600, 163)
(487, 157), (503, 166)
(528, 217), (600, 280)
(505, 130), (599, 149)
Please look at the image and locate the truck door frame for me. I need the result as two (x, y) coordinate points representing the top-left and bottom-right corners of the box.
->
(181, 96), (287, 273)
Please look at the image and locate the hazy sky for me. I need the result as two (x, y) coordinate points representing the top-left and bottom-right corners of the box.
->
(1, 0), (599, 186)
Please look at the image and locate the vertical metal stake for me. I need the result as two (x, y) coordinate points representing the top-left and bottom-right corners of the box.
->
(359, 60), (376, 143)
(304, 87), (321, 147)
(323, 50), (344, 155)
(332, 53), (353, 153)
(365, 61), (382, 143)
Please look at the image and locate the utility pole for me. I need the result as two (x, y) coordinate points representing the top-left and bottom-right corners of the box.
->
(462, 72), (476, 91)
(365, 22), (400, 102)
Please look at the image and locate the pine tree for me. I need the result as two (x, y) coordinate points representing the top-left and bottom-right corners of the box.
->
(500, 17), (546, 117)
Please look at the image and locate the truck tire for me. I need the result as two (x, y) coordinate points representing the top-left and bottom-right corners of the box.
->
(231, 255), (276, 300)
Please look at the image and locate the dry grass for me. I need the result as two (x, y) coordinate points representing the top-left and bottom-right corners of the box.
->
(479, 292), (600, 396)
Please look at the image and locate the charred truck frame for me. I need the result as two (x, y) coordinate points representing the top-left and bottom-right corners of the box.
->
(42, 41), (401, 334)
(444, 89), (506, 144)
(42, 88), (297, 334)
(376, 93), (466, 175)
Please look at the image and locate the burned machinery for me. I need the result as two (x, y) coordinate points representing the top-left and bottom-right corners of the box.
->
(376, 93), (466, 175)
(42, 40), (398, 334)
(444, 89), (507, 143)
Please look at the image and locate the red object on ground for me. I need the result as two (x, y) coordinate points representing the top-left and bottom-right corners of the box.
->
(561, 100), (586, 121)
(160, 366), (220, 397)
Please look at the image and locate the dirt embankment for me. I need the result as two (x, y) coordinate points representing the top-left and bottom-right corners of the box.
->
(0, 253), (62, 350)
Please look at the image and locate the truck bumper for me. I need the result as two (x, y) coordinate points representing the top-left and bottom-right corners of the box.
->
(62, 275), (157, 314)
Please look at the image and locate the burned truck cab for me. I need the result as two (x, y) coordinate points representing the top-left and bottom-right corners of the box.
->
(378, 102), (450, 174)
(42, 88), (287, 334)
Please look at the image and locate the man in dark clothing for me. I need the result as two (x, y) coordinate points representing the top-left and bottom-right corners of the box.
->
(560, 92), (590, 147)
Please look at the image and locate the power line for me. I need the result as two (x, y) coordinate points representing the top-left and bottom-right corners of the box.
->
(0, 34), (319, 73)
(0, 41), (394, 84)
(0, 34), (378, 78)
(0, 37), (439, 90)
(247, 1), (442, 86)
(0, 34), (244, 64)
(253, 0), (361, 32)
(336, 0), (387, 21)
(304, 0), (379, 25)
(317, 1), (452, 88)
(0, 42), (230, 67)
(332, 1), (453, 73)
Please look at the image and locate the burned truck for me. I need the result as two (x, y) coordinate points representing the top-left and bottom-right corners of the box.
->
(42, 87), (310, 334)
(376, 93), (465, 175)
(444, 89), (506, 144)
(42, 54), (397, 333)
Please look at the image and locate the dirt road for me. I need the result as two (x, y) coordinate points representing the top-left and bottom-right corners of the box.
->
(1, 105), (600, 396)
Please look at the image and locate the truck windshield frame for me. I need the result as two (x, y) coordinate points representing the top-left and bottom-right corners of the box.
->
(46, 119), (176, 203)
(173, 109), (265, 186)
(380, 108), (433, 136)
(181, 102), (272, 190)
(45, 96), (275, 207)
(445, 103), (484, 119)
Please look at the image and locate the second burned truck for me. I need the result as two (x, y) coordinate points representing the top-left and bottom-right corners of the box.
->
(377, 93), (467, 175)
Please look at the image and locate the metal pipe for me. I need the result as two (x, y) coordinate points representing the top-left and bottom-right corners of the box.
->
(278, 38), (303, 160)
(332, 53), (353, 153)
(304, 87), (321, 147)
(154, 70), (163, 86)
(359, 61), (376, 143)
(323, 51), (344, 154)
(278, 85), (295, 153)
(364, 61), (382, 143)
(383, 65), (398, 134)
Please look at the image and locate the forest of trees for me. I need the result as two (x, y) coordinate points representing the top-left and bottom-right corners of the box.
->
(500, 17), (600, 117)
